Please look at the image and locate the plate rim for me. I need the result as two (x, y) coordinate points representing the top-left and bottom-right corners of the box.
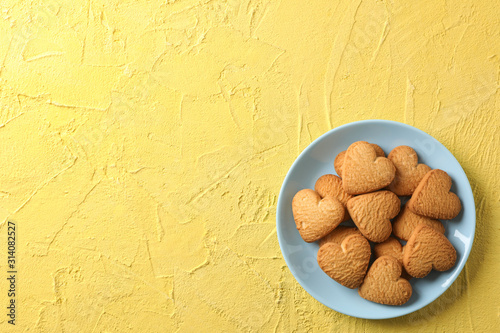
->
(276, 119), (476, 319)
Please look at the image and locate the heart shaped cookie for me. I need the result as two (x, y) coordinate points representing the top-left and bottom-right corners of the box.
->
(374, 236), (403, 264)
(342, 141), (395, 194)
(333, 151), (346, 177)
(292, 189), (344, 242)
(373, 237), (412, 280)
(319, 226), (361, 247)
(388, 145), (431, 196)
(358, 256), (412, 305)
(347, 190), (400, 243)
(403, 224), (457, 278)
(315, 174), (353, 221)
(393, 203), (445, 241)
(334, 143), (385, 178)
(317, 234), (371, 289)
(407, 169), (461, 219)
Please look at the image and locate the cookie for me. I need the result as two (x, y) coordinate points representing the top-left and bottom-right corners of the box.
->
(358, 256), (412, 305)
(317, 234), (371, 289)
(342, 141), (395, 194)
(388, 145), (431, 196)
(392, 203), (445, 241)
(334, 144), (385, 178)
(407, 169), (461, 219)
(315, 174), (353, 221)
(333, 151), (346, 177)
(403, 224), (457, 278)
(319, 226), (362, 247)
(371, 144), (386, 158)
(292, 189), (345, 242)
(347, 190), (400, 243)
(373, 236), (403, 264)
(373, 237), (412, 280)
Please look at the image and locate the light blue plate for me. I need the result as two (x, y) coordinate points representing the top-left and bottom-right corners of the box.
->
(276, 120), (475, 319)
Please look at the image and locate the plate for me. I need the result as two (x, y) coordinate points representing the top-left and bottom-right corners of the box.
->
(276, 120), (475, 319)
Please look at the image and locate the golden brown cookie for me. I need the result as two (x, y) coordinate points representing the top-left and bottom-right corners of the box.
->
(334, 144), (385, 178)
(315, 174), (353, 221)
(319, 226), (362, 247)
(292, 189), (344, 242)
(342, 141), (395, 194)
(388, 145), (431, 196)
(347, 191), (400, 243)
(358, 256), (412, 305)
(407, 169), (461, 219)
(403, 224), (457, 278)
(334, 151), (346, 177)
(393, 203), (445, 241)
(374, 237), (403, 264)
(371, 144), (386, 158)
(317, 234), (371, 289)
(373, 237), (412, 280)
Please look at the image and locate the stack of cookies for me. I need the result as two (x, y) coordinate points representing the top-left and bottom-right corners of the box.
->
(292, 141), (461, 305)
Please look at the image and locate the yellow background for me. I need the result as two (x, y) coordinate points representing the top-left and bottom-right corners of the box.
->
(0, 0), (499, 331)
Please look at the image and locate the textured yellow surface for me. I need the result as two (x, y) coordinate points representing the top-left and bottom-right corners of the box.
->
(0, 0), (499, 332)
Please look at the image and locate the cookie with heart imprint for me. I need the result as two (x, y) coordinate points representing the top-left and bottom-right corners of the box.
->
(334, 143), (385, 178)
(393, 203), (445, 241)
(358, 256), (412, 305)
(342, 141), (395, 194)
(407, 169), (461, 219)
(347, 190), (400, 243)
(292, 189), (345, 242)
(373, 236), (412, 280)
(403, 224), (457, 278)
(319, 226), (362, 247)
(315, 174), (353, 221)
(387, 145), (431, 196)
(317, 234), (371, 289)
